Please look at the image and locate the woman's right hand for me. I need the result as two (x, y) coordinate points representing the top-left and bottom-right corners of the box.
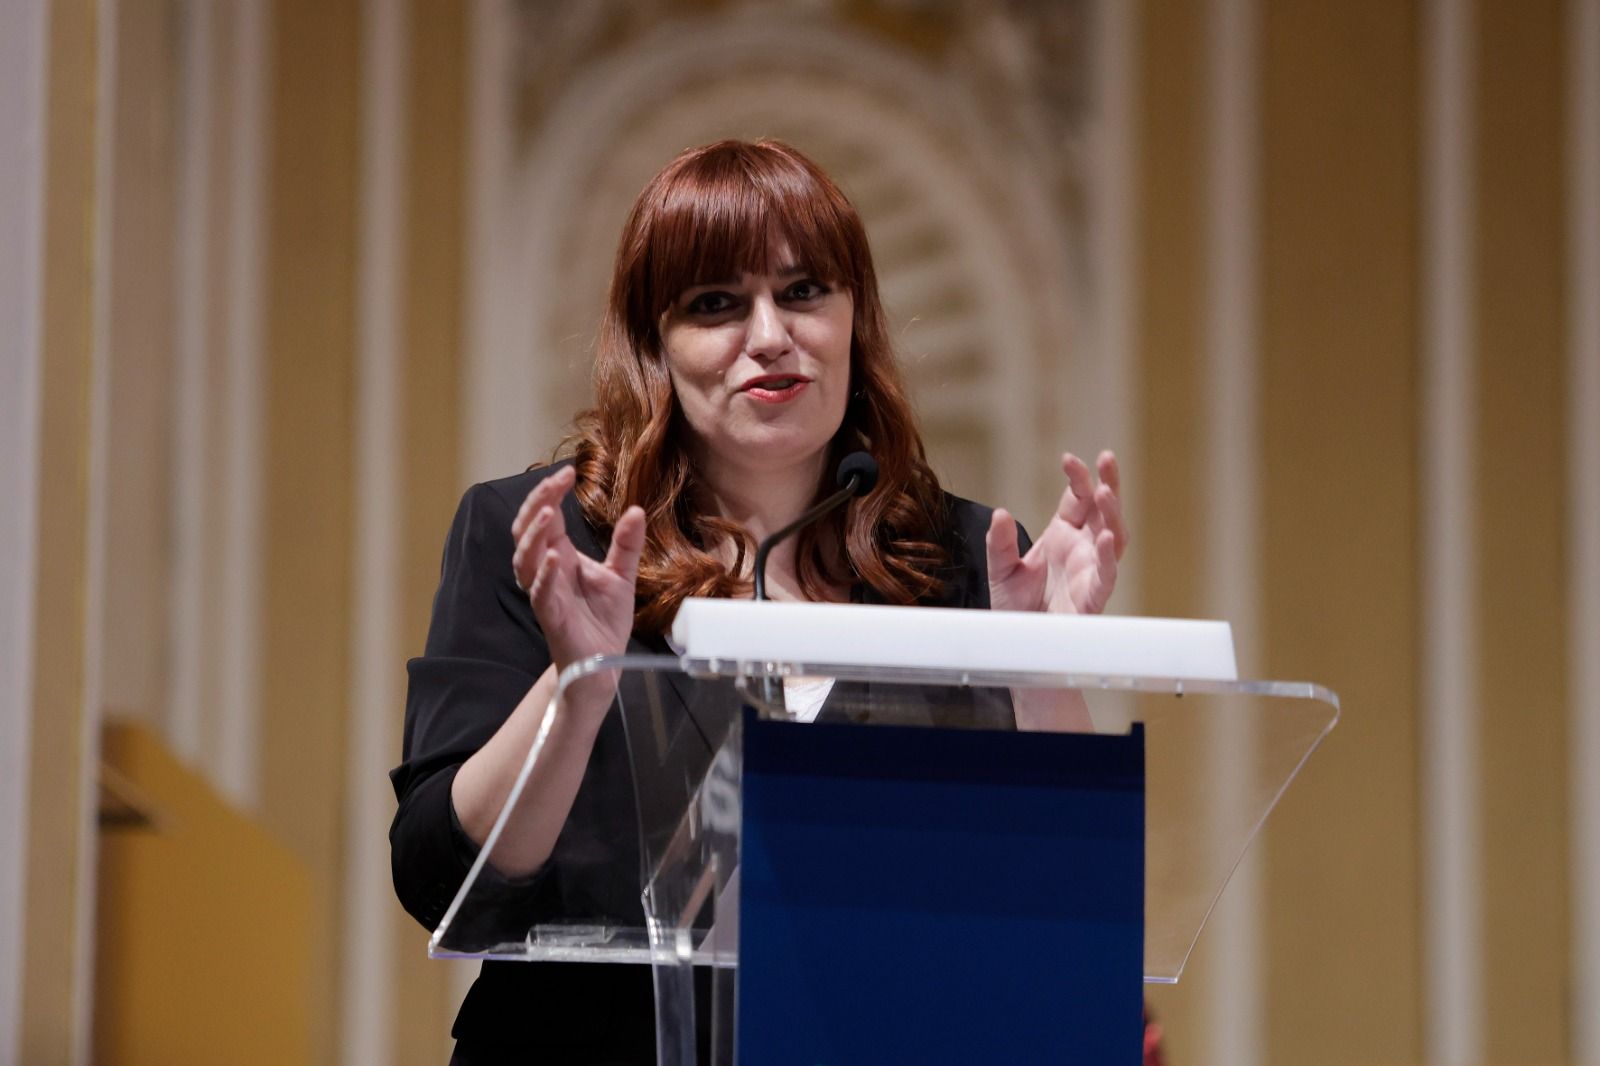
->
(451, 468), (645, 869)
(510, 465), (646, 677)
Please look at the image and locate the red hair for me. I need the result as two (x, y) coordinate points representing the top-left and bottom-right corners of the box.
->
(563, 139), (950, 633)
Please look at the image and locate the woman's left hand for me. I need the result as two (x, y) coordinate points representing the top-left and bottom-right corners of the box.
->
(986, 450), (1128, 615)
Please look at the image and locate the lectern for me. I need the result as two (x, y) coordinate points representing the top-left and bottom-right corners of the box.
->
(429, 601), (1338, 1065)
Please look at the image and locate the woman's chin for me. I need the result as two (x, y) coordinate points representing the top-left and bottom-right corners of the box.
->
(704, 430), (836, 476)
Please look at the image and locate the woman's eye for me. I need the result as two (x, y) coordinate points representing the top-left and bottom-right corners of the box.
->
(784, 279), (827, 302)
(685, 291), (736, 316)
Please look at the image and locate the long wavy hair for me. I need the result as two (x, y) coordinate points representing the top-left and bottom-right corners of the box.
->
(563, 139), (951, 633)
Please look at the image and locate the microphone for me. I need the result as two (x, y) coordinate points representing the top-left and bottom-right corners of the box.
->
(753, 451), (877, 602)
(749, 450), (876, 712)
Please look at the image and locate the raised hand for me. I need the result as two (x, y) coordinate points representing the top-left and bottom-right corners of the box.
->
(985, 450), (1128, 616)
(511, 465), (646, 674)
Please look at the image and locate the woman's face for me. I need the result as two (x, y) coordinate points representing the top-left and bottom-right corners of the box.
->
(658, 242), (854, 482)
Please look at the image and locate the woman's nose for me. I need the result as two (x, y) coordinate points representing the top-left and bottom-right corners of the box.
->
(744, 295), (793, 361)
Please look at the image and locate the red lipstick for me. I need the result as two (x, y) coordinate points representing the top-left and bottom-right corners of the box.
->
(740, 374), (811, 403)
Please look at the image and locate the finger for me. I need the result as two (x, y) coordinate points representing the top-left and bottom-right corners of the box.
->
(1097, 450), (1121, 497)
(511, 490), (536, 542)
(1088, 528), (1119, 614)
(1056, 453), (1095, 526)
(512, 548), (530, 593)
(527, 547), (564, 619)
(605, 505), (647, 585)
(1096, 482), (1130, 560)
(511, 510), (542, 590)
(512, 505), (547, 579)
(513, 477), (556, 540)
(512, 505), (562, 591)
(547, 506), (584, 597)
(512, 481), (551, 543)
(512, 466), (576, 542)
(985, 508), (1023, 579)
(519, 466), (576, 536)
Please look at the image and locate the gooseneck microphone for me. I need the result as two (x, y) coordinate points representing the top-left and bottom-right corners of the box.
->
(750, 451), (877, 711)
(752, 451), (878, 602)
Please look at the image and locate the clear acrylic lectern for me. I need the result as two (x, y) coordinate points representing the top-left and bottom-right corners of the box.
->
(428, 608), (1338, 1065)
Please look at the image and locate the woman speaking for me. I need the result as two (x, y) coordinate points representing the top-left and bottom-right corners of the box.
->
(390, 139), (1129, 1064)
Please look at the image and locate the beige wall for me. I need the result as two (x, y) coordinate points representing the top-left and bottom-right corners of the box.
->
(10, 1), (1595, 1063)
(23, 1), (101, 1062)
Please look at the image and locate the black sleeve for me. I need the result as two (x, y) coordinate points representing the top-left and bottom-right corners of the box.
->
(388, 479), (555, 931)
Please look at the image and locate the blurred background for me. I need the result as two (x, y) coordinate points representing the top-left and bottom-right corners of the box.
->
(2, 0), (1596, 1063)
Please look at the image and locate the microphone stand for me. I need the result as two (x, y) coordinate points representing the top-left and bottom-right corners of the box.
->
(751, 473), (867, 712)
(752, 479), (861, 603)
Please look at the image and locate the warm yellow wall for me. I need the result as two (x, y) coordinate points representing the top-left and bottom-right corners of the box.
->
(1257, 2), (1423, 1060)
(257, 2), (361, 1062)
(1133, 4), (1212, 1053)
(94, 722), (313, 1066)
(393, 2), (469, 1059)
(1476, 0), (1572, 1057)
(1136, 0), (1209, 625)
(1140, 0), (1583, 1062)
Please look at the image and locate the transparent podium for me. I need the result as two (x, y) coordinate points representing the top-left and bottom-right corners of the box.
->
(429, 608), (1338, 1065)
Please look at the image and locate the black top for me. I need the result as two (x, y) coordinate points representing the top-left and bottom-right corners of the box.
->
(390, 462), (1027, 1063)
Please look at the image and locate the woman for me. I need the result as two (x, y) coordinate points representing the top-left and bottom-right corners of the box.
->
(391, 139), (1129, 1064)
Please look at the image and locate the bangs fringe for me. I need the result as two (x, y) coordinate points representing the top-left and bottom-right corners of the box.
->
(639, 149), (861, 324)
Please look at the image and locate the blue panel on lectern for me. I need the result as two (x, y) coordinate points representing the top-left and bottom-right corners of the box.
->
(737, 710), (1144, 1065)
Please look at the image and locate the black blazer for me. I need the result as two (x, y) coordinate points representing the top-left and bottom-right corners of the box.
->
(390, 463), (1027, 1063)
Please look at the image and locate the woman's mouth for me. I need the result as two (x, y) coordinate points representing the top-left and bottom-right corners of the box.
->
(740, 376), (810, 403)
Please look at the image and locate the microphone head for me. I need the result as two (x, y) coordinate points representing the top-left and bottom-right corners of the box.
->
(835, 451), (879, 496)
